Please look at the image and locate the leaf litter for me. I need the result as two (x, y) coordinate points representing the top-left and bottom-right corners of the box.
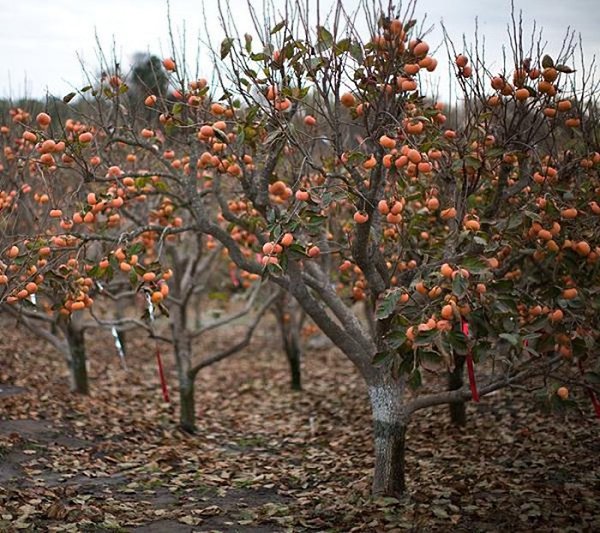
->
(0, 316), (598, 531)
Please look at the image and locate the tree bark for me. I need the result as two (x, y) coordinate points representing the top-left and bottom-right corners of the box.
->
(172, 314), (196, 433)
(448, 355), (467, 426)
(65, 323), (88, 395)
(285, 336), (302, 391)
(368, 382), (408, 497)
(179, 372), (196, 433)
(274, 292), (303, 391)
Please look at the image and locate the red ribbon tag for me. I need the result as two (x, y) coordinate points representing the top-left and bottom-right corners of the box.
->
(461, 319), (480, 402)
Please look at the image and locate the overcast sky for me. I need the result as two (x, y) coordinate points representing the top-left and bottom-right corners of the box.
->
(1, 0), (598, 102)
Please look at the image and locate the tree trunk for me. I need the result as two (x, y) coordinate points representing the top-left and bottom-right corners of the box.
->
(179, 372), (196, 433)
(274, 292), (303, 391)
(368, 382), (408, 497)
(116, 329), (127, 356)
(172, 319), (196, 433)
(448, 355), (467, 426)
(65, 323), (88, 395)
(285, 337), (302, 391)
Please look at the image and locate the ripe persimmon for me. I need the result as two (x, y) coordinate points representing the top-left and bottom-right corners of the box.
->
(354, 211), (369, 224)
(440, 263), (454, 278)
(36, 112), (51, 128)
(307, 245), (321, 258)
(412, 41), (429, 57)
(379, 135), (396, 149)
(295, 190), (310, 201)
(464, 219), (480, 231)
(515, 88), (530, 101)
(556, 386), (569, 400)
(340, 92), (356, 107)
(575, 241), (591, 256)
(557, 100), (572, 112)
(455, 54), (468, 68)
(542, 67), (558, 82)
(280, 233), (294, 247)
(163, 57), (176, 71)
(441, 304), (454, 320)
(560, 208), (578, 219)
(549, 309), (564, 322)
(562, 288), (578, 299)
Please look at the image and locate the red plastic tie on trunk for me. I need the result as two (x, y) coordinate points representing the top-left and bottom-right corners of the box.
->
(461, 319), (480, 402)
(155, 342), (170, 403)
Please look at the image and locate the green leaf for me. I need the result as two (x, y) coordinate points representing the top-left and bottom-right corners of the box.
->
(212, 127), (229, 143)
(129, 242), (144, 256)
(129, 270), (138, 287)
(461, 257), (488, 273)
(316, 26), (333, 50)
(541, 55), (554, 69)
(334, 38), (351, 55)
(506, 214), (524, 231)
(413, 329), (439, 347)
(372, 350), (392, 365)
(244, 33), (253, 53)
(386, 330), (407, 350)
(349, 42), (363, 63)
(221, 37), (235, 60)
(208, 291), (229, 301)
(172, 102), (183, 116)
(555, 64), (575, 74)
(584, 371), (600, 385)
(408, 369), (422, 389)
(472, 341), (490, 363)
(499, 333), (519, 346)
(523, 210), (542, 222)
(464, 155), (482, 169)
(376, 288), (403, 319)
(485, 147), (505, 159)
(270, 20), (286, 34)
(447, 330), (468, 355)
(452, 274), (468, 298)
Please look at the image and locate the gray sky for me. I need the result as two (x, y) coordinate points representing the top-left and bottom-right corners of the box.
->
(1, 0), (598, 102)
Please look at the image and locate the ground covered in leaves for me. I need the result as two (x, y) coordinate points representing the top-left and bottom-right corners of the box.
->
(0, 316), (598, 532)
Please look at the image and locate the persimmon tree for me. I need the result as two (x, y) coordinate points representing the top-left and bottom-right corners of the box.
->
(0, 61), (279, 430)
(199, 0), (599, 495)
(2, 0), (599, 498)
(0, 106), (98, 393)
